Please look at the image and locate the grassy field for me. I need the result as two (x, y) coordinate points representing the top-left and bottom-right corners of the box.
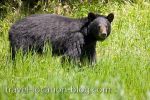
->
(0, 1), (150, 100)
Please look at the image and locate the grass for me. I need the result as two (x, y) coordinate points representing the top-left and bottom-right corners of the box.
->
(0, 1), (150, 100)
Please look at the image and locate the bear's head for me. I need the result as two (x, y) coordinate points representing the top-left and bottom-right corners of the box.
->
(87, 12), (114, 41)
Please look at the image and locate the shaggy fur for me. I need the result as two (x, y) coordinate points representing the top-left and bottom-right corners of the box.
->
(9, 12), (114, 64)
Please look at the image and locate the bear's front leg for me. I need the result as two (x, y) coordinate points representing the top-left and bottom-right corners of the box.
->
(81, 41), (97, 65)
(87, 47), (96, 65)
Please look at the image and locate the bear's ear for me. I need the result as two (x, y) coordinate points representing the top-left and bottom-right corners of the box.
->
(106, 13), (114, 23)
(88, 12), (96, 21)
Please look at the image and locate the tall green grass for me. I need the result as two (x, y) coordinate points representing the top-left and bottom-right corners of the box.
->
(0, 1), (150, 100)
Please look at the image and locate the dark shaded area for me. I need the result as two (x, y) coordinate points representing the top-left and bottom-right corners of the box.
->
(0, 0), (48, 19)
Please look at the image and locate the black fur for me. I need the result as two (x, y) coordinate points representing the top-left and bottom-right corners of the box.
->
(9, 12), (114, 64)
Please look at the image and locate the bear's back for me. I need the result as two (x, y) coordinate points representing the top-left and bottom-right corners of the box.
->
(10, 14), (85, 37)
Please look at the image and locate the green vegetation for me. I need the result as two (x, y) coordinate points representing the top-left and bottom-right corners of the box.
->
(0, 1), (150, 100)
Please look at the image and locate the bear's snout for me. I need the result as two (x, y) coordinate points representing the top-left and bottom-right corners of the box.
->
(100, 33), (107, 38)
(99, 25), (107, 34)
(99, 25), (107, 39)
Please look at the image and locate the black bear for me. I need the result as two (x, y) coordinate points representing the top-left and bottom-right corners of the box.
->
(9, 12), (114, 64)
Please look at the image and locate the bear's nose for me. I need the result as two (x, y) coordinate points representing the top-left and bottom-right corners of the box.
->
(101, 33), (107, 38)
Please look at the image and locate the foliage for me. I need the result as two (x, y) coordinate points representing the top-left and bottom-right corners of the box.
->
(0, 0), (150, 100)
